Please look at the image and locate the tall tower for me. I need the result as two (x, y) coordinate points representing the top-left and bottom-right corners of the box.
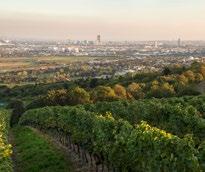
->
(178, 38), (181, 47)
(154, 41), (158, 48)
(97, 34), (101, 45)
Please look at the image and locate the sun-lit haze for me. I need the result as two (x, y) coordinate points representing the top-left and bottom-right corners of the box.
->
(0, 0), (205, 41)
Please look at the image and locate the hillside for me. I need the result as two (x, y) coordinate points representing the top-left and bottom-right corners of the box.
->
(1, 62), (205, 171)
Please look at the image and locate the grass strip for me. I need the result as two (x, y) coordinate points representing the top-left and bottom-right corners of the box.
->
(12, 126), (73, 172)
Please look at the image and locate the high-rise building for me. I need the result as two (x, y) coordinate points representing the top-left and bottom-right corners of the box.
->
(154, 41), (158, 48)
(178, 38), (181, 47)
(97, 34), (101, 44)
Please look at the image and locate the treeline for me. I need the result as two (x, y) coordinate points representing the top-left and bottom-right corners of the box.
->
(23, 62), (205, 109)
(1, 62), (205, 103)
(20, 106), (202, 171)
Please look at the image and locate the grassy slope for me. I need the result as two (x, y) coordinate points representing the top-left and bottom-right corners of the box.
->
(12, 126), (73, 172)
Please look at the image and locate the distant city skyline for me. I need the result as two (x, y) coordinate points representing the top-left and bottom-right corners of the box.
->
(0, 0), (205, 41)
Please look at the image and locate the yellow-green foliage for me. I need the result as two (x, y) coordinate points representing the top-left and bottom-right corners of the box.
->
(20, 107), (201, 171)
(0, 110), (13, 172)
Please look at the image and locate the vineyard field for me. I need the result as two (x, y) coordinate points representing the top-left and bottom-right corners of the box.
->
(0, 110), (12, 172)
(20, 104), (205, 171)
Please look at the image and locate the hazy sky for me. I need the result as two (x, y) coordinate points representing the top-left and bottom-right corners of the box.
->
(0, 0), (205, 41)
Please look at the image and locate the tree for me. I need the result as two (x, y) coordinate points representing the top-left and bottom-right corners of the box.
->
(149, 80), (160, 92)
(127, 82), (145, 99)
(195, 73), (204, 82)
(177, 74), (188, 85)
(45, 89), (68, 106)
(113, 84), (127, 99)
(91, 86), (117, 102)
(177, 85), (200, 96)
(162, 67), (171, 76)
(199, 66), (205, 78)
(148, 82), (175, 98)
(128, 83), (141, 92)
(160, 82), (176, 97)
(89, 78), (98, 88)
(183, 70), (195, 82)
(67, 87), (91, 105)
